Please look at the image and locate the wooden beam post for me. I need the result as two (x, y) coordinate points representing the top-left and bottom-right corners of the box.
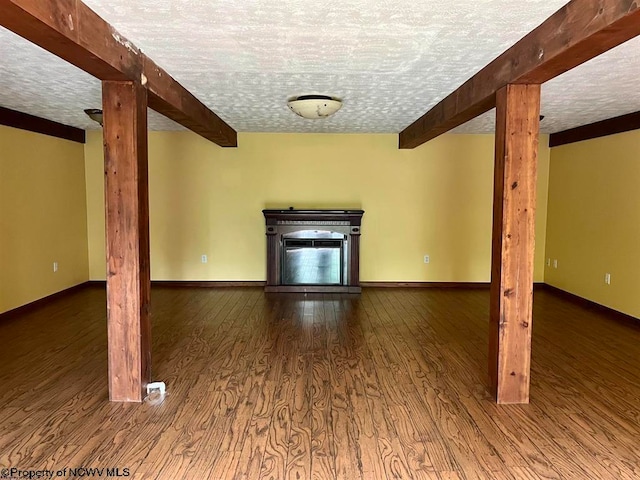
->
(549, 110), (640, 147)
(0, 106), (86, 143)
(0, 0), (237, 147)
(489, 84), (540, 404)
(103, 80), (151, 402)
(399, 0), (640, 148)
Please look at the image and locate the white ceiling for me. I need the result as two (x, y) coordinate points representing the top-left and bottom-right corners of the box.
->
(1, 0), (639, 136)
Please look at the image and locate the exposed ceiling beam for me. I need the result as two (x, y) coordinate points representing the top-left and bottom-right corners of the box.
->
(549, 110), (640, 147)
(143, 59), (237, 147)
(0, 0), (237, 147)
(399, 0), (640, 149)
(0, 105), (85, 143)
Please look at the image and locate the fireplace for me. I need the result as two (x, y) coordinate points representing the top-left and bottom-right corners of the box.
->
(263, 209), (364, 293)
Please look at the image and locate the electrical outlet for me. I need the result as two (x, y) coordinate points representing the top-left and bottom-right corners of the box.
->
(546, 258), (551, 267)
(553, 259), (558, 269)
(201, 255), (208, 264)
(53, 261), (58, 272)
(423, 255), (430, 264)
(605, 273), (611, 285)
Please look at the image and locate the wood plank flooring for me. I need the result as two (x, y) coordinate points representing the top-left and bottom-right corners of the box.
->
(0, 286), (639, 479)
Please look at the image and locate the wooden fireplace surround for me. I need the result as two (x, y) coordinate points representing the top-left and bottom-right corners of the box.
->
(262, 209), (364, 293)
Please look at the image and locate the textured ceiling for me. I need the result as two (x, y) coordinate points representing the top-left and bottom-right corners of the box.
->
(1, 0), (639, 136)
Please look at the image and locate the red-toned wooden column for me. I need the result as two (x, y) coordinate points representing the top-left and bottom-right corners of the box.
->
(489, 83), (540, 404)
(102, 80), (151, 402)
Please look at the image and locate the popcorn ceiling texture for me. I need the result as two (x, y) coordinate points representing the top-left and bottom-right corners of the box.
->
(1, 0), (638, 135)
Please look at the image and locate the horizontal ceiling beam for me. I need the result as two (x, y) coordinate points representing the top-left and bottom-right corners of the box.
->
(0, 0), (237, 147)
(143, 59), (237, 147)
(0, 105), (85, 143)
(549, 110), (640, 147)
(399, 0), (640, 149)
(0, 0), (136, 80)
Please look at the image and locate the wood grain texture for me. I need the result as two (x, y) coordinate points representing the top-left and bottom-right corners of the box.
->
(0, 105), (85, 143)
(265, 286), (362, 294)
(399, 0), (640, 148)
(1, 286), (640, 479)
(151, 280), (267, 288)
(143, 58), (237, 147)
(0, 0), (237, 147)
(0, 0), (132, 79)
(541, 284), (639, 327)
(549, 110), (640, 147)
(0, 282), (89, 320)
(489, 84), (541, 404)
(360, 282), (491, 288)
(103, 80), (151, 402)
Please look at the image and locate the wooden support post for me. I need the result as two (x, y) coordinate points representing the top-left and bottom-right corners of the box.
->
(103, 80), (151, 402)
(489, 84), (540, 404)
(399, 0), (640, 148)
(0, 0), (237, 147)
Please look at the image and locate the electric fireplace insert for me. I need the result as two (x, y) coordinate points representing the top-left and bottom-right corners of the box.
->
(262, 209), (364, 293)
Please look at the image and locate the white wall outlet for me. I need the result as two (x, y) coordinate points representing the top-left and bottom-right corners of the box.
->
(53, 261), (58, 273)
(423, 255), (430, 264)
(546, 258), (551, 267)
(553, 259), (558, 269)
(201, 255), (208, 264)
(605, 273), (611, 285)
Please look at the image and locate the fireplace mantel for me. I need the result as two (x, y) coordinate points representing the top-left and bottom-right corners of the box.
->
(263, 209), (364, 293)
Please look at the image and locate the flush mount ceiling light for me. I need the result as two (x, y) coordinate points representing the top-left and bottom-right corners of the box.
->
(287, 95), (342, 119)
(84, 108), (103, 126)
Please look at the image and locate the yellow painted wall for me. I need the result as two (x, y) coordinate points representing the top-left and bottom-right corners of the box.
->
(84, 131), (550, 283)
(0, 126), (89, 314)
(546, 131), (640, 319)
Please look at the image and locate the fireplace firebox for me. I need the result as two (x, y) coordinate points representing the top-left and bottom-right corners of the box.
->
(263, 209), (364, 293)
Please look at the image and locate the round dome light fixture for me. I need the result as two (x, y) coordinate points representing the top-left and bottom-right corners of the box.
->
(287, 94), (342, 119)
(84, 108), (103, 126)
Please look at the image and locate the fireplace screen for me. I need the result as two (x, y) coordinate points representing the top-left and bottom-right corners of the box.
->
(282, 231), (345, 285)
(263, 209), (364, 293)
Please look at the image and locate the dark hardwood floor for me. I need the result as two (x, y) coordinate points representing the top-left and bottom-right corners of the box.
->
(0, 286), (638, 479)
